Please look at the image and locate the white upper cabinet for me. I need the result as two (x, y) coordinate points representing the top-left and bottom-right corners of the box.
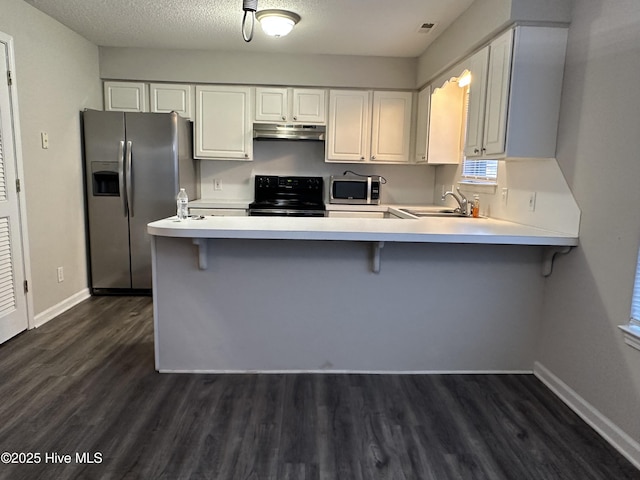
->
(414, 86), (431, 163)
(254, 87), (287, 122)
(482, 30), (513, 157)
(255, 87), (326, 124)
(463, 47), (490, 158)
(370, 91), (413, 163)
(464, 26), (568, 159)
(149, 83), (194, 119)
(427, 77), (465, 165)
(326, 89), (413, 164)
(104, 81), (147, 112)
(194, 85), (253, 161)
(326, 90), (371, 162)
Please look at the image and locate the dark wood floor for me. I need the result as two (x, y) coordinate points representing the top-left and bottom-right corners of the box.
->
(0, 296), (638, 480)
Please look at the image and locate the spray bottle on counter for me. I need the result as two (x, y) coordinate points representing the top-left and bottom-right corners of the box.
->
(472, 195), (480, 218)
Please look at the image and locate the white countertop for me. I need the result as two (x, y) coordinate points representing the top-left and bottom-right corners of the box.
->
(148, 209), (578, 246)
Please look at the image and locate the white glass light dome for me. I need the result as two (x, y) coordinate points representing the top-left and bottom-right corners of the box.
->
(256, 9), (300, 37)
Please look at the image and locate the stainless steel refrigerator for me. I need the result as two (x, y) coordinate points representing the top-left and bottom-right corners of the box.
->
(82, 109), (197, 294)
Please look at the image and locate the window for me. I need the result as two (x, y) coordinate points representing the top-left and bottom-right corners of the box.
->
(631, 248), (640, 322)
(619, 247), (640, 350)
(461, 159), (499, 183)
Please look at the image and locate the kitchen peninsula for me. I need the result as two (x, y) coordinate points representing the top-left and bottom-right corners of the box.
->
(148, 213), (577, 373)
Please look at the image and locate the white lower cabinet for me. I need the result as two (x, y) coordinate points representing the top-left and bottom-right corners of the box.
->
(326, 90), (413, 164)
(194, 85), (253, 160)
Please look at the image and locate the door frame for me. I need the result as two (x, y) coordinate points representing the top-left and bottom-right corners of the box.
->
(0, 31), (34, 329)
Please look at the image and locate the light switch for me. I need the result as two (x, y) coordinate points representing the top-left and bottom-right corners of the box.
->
(41, 132), (49, 149)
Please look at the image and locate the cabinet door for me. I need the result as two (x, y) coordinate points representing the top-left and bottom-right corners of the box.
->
(371, 91), (412, 163)
(427, 79), (465, 164)
(149, 83), (193, 119)
(255, 87), (288, 122)
(326, 90), (370, 162)
(482, 29), (513, 156)
(415, 86), (431, 163)
(463, 47), (489, 157)
(291, 89), (326, 124)
(104, 81), (147, 112)
(195, 86), (253, 160)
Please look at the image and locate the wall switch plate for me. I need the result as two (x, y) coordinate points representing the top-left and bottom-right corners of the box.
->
(501, 188), (509, 206)
(41, 132), (49, 149)
(528, 192), (537, 212)
(213, 178), (222, 191)
(57, 266), (64, 283)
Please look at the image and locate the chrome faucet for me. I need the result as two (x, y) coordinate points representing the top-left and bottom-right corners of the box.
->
(442, 187), (470, 216)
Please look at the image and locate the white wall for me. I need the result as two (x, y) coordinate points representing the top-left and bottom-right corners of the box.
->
(199, 141), (435, 205)
(416, 0), (572, 87)
(0, 0), (101, 315)
(434, 159), (580, 236)
(536, 0), (640, 452)
(99, 48), (417, 90)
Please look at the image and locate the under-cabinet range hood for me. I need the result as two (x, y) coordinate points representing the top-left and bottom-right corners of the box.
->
(253, 123), (325, 141)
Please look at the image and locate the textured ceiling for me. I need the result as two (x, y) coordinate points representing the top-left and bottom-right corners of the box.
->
(24, 0), (475, 57)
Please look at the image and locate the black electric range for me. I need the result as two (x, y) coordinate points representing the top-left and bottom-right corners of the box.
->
(248, 175), (326, 217)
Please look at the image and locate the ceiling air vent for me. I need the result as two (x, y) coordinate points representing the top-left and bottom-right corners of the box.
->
(417, 22), (437, 34)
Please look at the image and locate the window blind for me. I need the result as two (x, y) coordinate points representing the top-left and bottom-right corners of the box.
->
(632, 248), (640, 321)
(461, 159), (498, 181)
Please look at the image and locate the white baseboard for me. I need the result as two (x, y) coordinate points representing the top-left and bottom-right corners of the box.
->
(33, 288), (91, 328)
(534, 361), (640, 470)
(157, 369), (534, 374)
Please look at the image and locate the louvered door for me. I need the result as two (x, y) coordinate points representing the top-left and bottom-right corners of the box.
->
(0, 37), (28, 344)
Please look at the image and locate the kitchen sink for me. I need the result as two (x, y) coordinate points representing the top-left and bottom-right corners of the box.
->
(399, 208), (465, 218)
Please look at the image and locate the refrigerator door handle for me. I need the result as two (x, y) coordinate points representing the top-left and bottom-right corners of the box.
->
(118, 140), (127, 217)
(126, 140), (134, 217)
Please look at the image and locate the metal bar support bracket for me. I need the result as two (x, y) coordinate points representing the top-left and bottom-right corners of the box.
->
(542, 246), (572, 277)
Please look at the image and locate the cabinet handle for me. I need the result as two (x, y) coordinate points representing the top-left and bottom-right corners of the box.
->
(360, 156), (365, 160)
(293, 116), (297, 121)
(421, 155), (426, 160)
(371, 155), (376, 160)
(482, 148), (486, 152)
(244, 153), (249, 158)
(282, 116), (286, 121)
(474, 148), (480, 154)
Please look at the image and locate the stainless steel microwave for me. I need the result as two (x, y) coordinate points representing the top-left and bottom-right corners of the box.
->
(330, 175), (381, 205)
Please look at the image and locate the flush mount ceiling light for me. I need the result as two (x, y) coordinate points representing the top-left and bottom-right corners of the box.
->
(255, 9), (301, 37)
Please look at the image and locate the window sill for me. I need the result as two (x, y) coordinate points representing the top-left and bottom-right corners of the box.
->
(618, 323), (640, 351)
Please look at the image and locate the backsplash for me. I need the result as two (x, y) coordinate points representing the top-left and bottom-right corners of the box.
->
(198, 140), (436, 205)
(435, 158), (580, 236)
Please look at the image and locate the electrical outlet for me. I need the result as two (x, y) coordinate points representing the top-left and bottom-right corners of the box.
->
(41, 132), (49, 149)
(213, 178), (222, 191)
(528, 192), (537, 212)
(57, 266), (64, 283)
(501, 188), (508, 206)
